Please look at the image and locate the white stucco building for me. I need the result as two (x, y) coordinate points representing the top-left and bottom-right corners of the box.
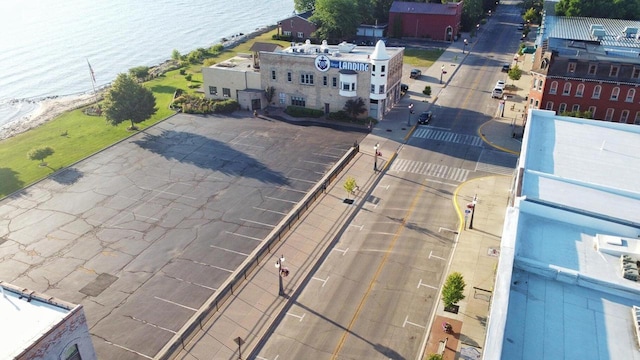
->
(1, 282), (96, 360)
(202, 40), (404, 120)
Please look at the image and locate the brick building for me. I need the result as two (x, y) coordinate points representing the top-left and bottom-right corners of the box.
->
(388, 1), (463, 41)
(528, 16), (640, 124)
(278, 11), (317, 42)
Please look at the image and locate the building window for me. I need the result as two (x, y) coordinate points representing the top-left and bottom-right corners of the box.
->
(610, 87), (620, 101)
(370, 84), (375, 93)
(549, 81), (558, 94)
(620, 110), (629, 123)
(279, 92), (286, 104)
(332, 77), (337, 87)
(532, 79), (537, 89)
(567, 62), (576, 73)
(297, 32), (304, 38)
(287, 71), (292, 82)
(588, 64), (597, 75)
(572, 104), (580, 112)
(610, 65), (619, 77)
(605, 108), (614, 121)
(271, 69), (276, 80)
(283, 31), (292, 37)
(635, 111), (640, 124)
(223, 88), (231, 97)
(381, 65), (386, 73)
(592, 85), (601, 99)
(537, 79), (543, 91)
(64, 344), (82, 360)
(626, 88), (635, 102)
(378, 84), (385, 94)
(545, 101), (554, 110)
(342, 81), (355, 91)
(575, 84), (584, 97)
(633, 67), (640, 79)
(588, 106), (596, 118)
(209, 86), (217, 95)
(300, 73), (314, 85)
(562, 83), (571, 96)
(291, 96), (305, 107)
(558, 103), (567, 113)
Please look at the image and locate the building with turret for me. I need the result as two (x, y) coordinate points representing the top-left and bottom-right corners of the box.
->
(202, 40), (404, 119)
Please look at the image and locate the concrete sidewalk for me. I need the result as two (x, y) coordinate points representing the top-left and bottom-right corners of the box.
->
(177, 26), (529, 360)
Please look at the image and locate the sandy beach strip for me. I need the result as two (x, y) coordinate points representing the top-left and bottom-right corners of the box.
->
(0, 93), (100, 141)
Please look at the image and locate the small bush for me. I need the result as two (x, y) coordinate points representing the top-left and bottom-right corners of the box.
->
(423, 86), (432, 96)
(327, 110), (351, 121)
(284, 106), (324, 118)
(212, 99), (240, 113)
(179, 69), (187, 75)
(185, 74), (192, 82)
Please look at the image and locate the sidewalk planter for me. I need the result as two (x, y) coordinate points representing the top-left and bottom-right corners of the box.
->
(444, 304), (459, 314)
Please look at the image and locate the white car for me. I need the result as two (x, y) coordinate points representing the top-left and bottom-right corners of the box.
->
(496, 80), (505, 89)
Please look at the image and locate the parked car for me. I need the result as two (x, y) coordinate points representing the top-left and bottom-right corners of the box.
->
(401, 83), (409, 94)
(417, 111), (432, 125)
(501, 64), (510, 72)
(517, 24), (524, 30)
(410, 69), (422, 79)
(496, 80), (505, 88)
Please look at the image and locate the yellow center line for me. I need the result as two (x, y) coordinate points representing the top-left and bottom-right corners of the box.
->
(331, 179), (426, 359)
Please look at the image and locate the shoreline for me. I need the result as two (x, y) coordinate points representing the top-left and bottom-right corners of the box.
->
(0, 25), (276, 142)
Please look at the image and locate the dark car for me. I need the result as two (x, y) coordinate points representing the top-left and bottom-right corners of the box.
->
(401, 83), (409, 93)
(501, 64), (510, 72)
(410, 69), (422, 79)
(417, 111), (432, 125)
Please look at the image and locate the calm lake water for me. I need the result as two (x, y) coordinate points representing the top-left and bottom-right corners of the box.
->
(0, 0), (294, 128)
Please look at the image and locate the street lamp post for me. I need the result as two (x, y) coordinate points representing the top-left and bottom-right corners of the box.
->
(408, 103), (414, 125)
(502, 95), (507, 117)
(275, 254), (286, 296)
(463, 39), (468, 54)
(374, 143), (379, 171)
(440, 65), (445, 84)
(469, 194), (478, 229)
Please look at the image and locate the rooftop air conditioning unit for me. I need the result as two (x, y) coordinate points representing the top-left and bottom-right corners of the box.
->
(623, 27), (638, 38)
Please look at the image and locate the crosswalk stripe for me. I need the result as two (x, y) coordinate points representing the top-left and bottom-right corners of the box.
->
(413, 128), (483, 147)
(391, 160), (469, 183)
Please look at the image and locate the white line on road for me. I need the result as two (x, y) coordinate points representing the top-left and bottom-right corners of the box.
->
(187, 259), (233, 273)
(154, 296), (198, 311)
(312, 276), (329, 287)
(286, 312), (306, 322)
(225, 231), (263, 242)
(417, 279), (438, 290)
(265, 196), (298, 204)
(288, 177), (316, 184)
(210, 245), (249, 257)
(140, 186), (198, 200)
(369, 231), (397, 236)
(129, 316), (177, 334)
(349, 224), (363, 230)
(312, 152), (340, 158)
(429, 250), (446, 261)
(105, 341), (153, 359)
(303, 159), (329, 165)
(253, 206), (288, 215)
(240, 218), (276, 228)
(332, 247), (349, 256)
(377, 184), (390, 190)
(438, 227), (458, 234)
(256, 356), (280, 360)
(275, 186), (307, 194)
(403, 315), (426, 329)
(424, 178), (459, 187)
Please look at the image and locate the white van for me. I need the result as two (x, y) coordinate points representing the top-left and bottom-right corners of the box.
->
(491, 87), (504, 98)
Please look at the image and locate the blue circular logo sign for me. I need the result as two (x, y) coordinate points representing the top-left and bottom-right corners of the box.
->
(315, 55), (330, 72)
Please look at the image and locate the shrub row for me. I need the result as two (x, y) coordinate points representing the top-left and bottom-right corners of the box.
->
(284, 106), (324, 118)
(173, 94), (239, 114)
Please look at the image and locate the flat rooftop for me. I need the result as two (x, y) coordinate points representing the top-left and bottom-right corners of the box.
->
(1, 283), (72, 359)
(485, 110), (640, 359)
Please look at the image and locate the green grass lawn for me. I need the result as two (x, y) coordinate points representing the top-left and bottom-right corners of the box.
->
(0, 30), (443, 198)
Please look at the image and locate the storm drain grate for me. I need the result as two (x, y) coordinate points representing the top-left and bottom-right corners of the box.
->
(79, 273), (118, 297)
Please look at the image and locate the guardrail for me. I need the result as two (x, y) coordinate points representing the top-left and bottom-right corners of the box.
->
(155, 143), (360, 359)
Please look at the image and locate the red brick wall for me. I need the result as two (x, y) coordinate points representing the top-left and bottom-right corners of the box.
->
(280, 17), (317, 41)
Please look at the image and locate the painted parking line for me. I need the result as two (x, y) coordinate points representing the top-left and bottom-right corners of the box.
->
(225, 231), (263, 242)
(265, 196), (298, 204)
(403, 315), (426, 329)
(253, 206), (288, 215)
(154, 296), (198, 312)
(286, 312), (306, 322)
(312, 276), (329, 287)
(332, 247), (349, 255)
(240, 218), (275, 228)
(429, 250), (446, 261)
(209, 245), (249, 257)
(417, 279), (438, 290)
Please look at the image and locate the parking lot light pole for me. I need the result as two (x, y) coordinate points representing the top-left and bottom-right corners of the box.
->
(408, 103), (414, 125)
(374, 143), (379, 171)
(275, 254), (285, 296)
(440, 65), (445, 84)
(469, 194), (478, 229)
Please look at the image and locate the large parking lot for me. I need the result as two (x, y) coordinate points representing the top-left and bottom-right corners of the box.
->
(0, 113), (365, 359)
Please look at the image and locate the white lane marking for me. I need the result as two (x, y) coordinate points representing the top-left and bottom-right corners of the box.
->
(312, 276), (329, 287)
(265, 196), (298, 204)
(154, 296), (198, 311)
(403, 315), (426, 329)
(210, 245), (249, 257)
(349, 224), (363, 230)
(417, 279), (438, 290)
(429, 250), (446, 261)
(253, 206), (288, 215)
(332, 247), (349, 256)
(225, 231), (263, 242)
(286, 312), (306, 322)
(240, 218), (276, 228)
(104, 341), (153, 359)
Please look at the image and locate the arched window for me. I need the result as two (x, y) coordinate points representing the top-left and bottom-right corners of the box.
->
(576, 84), (584, 97)
(626, 88), (635, 102)
(549, 81), (558, 94)
(545, 101), (554, 110)
(562, 82), (571, 95)
(592, 85), (601, 99)
(610, 87), (620, 101)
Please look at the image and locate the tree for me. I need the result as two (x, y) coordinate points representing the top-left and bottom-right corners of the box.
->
(171, 49), (182, 61)
(508, 65), (522, 85)
(555, 0), (639, 20)
(311, 0), (361, 41)
(27, 146), (54, 166)
(265, 86), (276, 104)
(294, 0), (315, 12)
(129, 66), (149, 81)
(343, 97), (366, 119)
(441, 272), (466, 308)
(523, 7), (540, 24)
(460, 0), (483, 31)
(343, 176), (357, 199)
(102, 73), (157, 130)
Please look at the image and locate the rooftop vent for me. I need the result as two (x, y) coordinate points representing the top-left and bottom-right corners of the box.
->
(592, 28), (606, 40)
(623, 27), (638, 38)
(590, 24), (605, 33)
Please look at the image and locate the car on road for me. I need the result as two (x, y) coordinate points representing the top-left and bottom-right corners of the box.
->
(417, 111), (432, 125)
(410, 69), (422, 79)
(496, 80), (505, 88)
(517, 24), (524, 30)
(401, 83), (409, 94)
(501, 64), (510, 72)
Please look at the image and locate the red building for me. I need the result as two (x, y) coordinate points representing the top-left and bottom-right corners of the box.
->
(388, 1), (463, 41)
(278, 11), (317, 42)
(528, 16), (640, 124)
